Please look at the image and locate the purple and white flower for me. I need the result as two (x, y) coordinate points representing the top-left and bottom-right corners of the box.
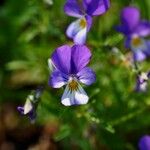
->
(135, 72), (150, 92)
(17, 86), (43, 123)
(64, 0), (110, 44)
(116, 6), (150, 62)
(49, 44), (96, 106)
(138, 135), (150, 150)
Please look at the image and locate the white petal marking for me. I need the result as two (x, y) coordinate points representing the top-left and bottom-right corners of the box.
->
(74, 27), (87, 44)
(74, 84), (89, 105)
(24, 99), (33, 114)
(61, 83), (89, 106)
(61, 85), (72, 106)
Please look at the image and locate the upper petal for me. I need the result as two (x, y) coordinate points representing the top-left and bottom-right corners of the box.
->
(84, 0), (110, 16)
(71, 45), (92, 73)
(134, 21), (150, 37)
(49, 70), (68, 88)
(121, 7), (140, 32)
(85, 15), (93, 31)
(51, 45), (71, 74)
(77, 67), (96, 85)
(64, 0), (83, 17)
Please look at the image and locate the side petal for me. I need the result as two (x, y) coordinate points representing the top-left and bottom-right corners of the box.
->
(77, 67), (96, 85)
(134, 21), (150, 37)
(51, 45), (71, 74)
(49, 70), (68, 88)
(115, 25), (130, 35)
(71, 45), (91, 73)
(84, 0), (110, 16)
(66, 19), (82, 38)
(64, 0), (83, 17)
(61, 84), (89, 106)
(121, 6), (140, 32)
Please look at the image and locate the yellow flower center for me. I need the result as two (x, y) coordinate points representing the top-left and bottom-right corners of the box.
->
(79, 18), (87, 28)
(68, 80), (78, 91)
(131, 37), (143, 47)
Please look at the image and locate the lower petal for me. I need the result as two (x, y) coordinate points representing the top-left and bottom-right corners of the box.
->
(77, 67), (96, 85)
(61, 85), (73, 106)
(74, 27), (87, 44)
(74, 84), (89, 105)
(61, 84), (89, 106)
(133, 51), (146, 62)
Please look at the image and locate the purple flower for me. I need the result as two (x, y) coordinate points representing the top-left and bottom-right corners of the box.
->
(64, 0), (110, 44)
(138, 135), (150, 150)
(116, 6), (150, 62)
(17, 86), (44, 123)
(49, 44), (96, 106)
(135, 72), (150, 92)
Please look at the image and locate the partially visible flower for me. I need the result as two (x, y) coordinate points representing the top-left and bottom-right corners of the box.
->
(64, 0), (110, 44)
(116, 6), (150, 62)
(135, 72), (150, 92)
(49, 44), (96, 106)
(138, 135), (150, 150)
(17, 86), (44, 123)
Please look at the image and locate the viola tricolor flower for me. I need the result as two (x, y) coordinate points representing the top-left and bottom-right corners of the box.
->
(17, 86), (44, 123)
(138, 135), (150, 150)
(64, 0), (110, 44)
(135, 72), (150, 92)
(116, 6), (150, 61)
(49, 44), (96, 106)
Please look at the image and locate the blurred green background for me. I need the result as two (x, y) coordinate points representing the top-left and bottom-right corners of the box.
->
(0, 0), (150, 149)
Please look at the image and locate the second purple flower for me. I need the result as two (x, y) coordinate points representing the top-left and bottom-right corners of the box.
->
(64, 0), (110, 44)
